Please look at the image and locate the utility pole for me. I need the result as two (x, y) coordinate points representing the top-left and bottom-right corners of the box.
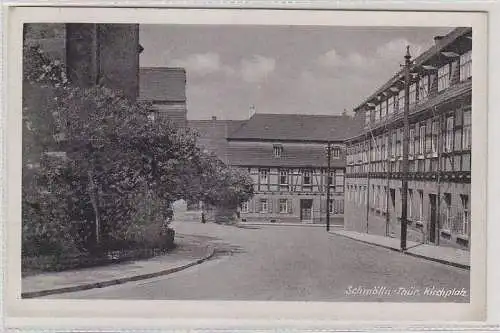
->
(326, 141), (331, 232)
(401, 46), (412, 251)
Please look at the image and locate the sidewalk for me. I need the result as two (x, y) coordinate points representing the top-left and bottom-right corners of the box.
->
(22, 234), (216, 298)
(330, 229), (470, 270)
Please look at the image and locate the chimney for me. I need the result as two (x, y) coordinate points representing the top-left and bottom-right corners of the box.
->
(212, 116), (217, 120)
(434, 35), (444, 45)
(249, 104), (256, 119)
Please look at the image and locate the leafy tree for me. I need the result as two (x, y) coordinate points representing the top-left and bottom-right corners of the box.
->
(22, 42), (254, 260)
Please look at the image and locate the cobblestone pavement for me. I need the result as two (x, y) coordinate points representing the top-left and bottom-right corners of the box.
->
(49, 221), (470, 302)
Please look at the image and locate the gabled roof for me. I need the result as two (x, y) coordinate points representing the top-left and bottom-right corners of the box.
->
(228, 113), (363, 142)
(188, 119), (245, 162)
(139, 67), (186, 102)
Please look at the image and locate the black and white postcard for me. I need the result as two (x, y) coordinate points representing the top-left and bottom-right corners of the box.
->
(2, 5), (492, 331)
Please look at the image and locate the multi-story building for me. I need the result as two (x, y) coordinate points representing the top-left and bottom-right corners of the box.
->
(139, 67), (188, 127)
(226, 113), (362, 224)
(344, 27), (472, 250)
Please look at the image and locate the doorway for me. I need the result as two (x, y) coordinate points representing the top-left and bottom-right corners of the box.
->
(300, 199), (313, 223)
(429, 194), (437, 244)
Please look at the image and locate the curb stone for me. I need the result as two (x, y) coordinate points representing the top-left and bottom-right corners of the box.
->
(330, 231), (470, 270)
(21, 247), (216, 299)
(237, 222), (344, 228)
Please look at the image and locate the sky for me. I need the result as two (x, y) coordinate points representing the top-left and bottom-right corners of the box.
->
(139, 25), (454, 120)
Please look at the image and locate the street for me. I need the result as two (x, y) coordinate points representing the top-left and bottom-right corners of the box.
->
(49, 221), (470, 302)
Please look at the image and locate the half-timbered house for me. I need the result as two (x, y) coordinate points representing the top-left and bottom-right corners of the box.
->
(344, 27), (472, 250)
(227, 113), (362, 224)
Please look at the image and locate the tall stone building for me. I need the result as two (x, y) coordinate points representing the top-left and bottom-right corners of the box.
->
(24, 23), (142, 101)
(344, 27), (472, 250)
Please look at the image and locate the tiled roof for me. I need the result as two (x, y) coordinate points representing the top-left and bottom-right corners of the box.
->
(354, 27), (472, 112)
(188, 120), (245, 162)
(226, 143), (346, 168)
(228, 113), (363, 142)
(139, 67), (186, 102)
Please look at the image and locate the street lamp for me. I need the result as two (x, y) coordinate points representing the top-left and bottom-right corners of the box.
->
(400, 45), (412, 251)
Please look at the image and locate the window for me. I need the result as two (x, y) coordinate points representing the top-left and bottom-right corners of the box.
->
(375, 104), (381, 122)
(419, 124), (426, 155)
(443, 193), (452, 230)
(303, 170), (311, 185)
(260, 199), (268, 213)
(431, 120), (438, 153)
(279, 169), (288, 185)
(332, 147), (341, 158)
(279, 198), (288, 213)
(409, 128), (415, 155)
(419, 76), (429, 101)
(418, 190), (424, 221)
(273, 144), (283, 158)
(438, 64), (451, 91)
(445, 116), (454, 152)
(327, 170), (334, 186)
(398, 89), (405, 113)
(365, 110), (370, 126)
(461, 195), (470, 236)
(409, 83), (417, 105)
(381, 100), (387, 119)
(392, 132), (397, 157)
(260, 169), (269, 183)
(241, 201), (249, 213)
(460, 50), (472, 81)
(463, 109), (471, 150)
(387, 97), (394, 115)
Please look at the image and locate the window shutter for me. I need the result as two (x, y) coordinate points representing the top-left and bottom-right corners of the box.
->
(256, 200), (261, 213)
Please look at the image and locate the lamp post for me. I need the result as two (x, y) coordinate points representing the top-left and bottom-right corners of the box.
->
(400, 46), (412, 251)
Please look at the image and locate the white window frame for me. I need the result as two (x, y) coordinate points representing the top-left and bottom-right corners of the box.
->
(260, 168), (269, 183)
(409, 82), (417, 105)
(460, 50), (472, 81)
(273, 144), (283, 158)
(419, 124), (426, 155)
(438, 64), (451, 91)
(303, 170), (312, 185)
(445, 116), (454, 152)
(279, 198), (288, 214)
(279, 169), (288, 185)
(332, 147), (341, 158)
(419, 76), (429, 101)
(387, 97), (394, 115)
(418, 190), (424, 222)
(462, 110), (471, 150)
(260, 199), (268, 213)
(398, 90), (405, 113)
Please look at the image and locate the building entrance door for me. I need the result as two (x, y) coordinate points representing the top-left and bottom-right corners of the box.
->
(300, 199), (313, 223)
(429, 194), (437, 244)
